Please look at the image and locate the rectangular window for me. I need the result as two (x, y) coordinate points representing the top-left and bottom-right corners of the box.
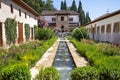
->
(69, 18), (73, 21)
(61, 17), (64, 21)
(52, 18), (56, 21)
(0, 0), (1, 8)
(25, 12), (27, 18)
(10, 4), (13, 13)
(19, 9), (21, 17)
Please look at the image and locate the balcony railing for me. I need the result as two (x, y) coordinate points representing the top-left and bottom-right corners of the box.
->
(69, 23), (79, 27)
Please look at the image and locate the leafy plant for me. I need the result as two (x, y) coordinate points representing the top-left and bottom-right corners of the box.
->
(37, 28), (55, 40)
(25, 24), (30, 41)
(71, 66), (99, 80)
(71, 27), (88, 41)
(36, 67), (61, 80)
(34, 25), (38, 39)
(0, 63), (31, 80)
(5, 18), (17, 45)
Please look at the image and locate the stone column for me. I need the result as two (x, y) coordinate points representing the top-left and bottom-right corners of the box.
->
(111, 23), (114, 43)
(104, 25), (107, 41)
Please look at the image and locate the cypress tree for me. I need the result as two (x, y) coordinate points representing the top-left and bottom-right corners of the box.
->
(61, 1), (64, 10)
(85, 12), (91, 24)
(78, 0), (86, 25)
(70, 0), (77, 11)
(63, 0), (67, 10)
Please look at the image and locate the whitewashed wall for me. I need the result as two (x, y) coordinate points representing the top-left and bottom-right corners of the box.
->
(69, 15), (79, 23)
(86, 13), (120, 44)
(0, 0), (38, 47)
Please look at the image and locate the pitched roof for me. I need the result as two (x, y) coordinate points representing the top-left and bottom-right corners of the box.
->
(42, 10), (79, 16)
(86, 9), (120, 25)
(12, 0), (39, 16)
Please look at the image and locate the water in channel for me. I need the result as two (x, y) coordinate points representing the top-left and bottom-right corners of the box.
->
(53, 38), (76, 80)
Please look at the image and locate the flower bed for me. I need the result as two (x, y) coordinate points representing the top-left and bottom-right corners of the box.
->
(70, 38), (120, 80)
(0, 37), (57, 79)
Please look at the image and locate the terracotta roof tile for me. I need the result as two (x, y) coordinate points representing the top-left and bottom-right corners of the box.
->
(42, 10), (79, 15)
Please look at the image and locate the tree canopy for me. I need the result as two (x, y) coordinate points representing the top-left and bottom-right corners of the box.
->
(23, 0), (56, 14)
(70, 0), (77, 11)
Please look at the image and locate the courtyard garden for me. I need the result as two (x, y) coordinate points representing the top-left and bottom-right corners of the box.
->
(70, 27), (120, 80)
(0, 27), (120, 80)
(0, 28), (58, 80)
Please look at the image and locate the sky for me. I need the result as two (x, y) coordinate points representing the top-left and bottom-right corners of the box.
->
(53, 0), (120, 20)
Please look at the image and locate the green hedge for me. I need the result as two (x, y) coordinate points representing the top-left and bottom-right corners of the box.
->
(5, 18), (17, 45)
(34, 25), (38, 39)
(36, 67), (61, 80)
(70, 38), (120, 80)
(25, 24), (30, 41)
(0, 64), (31, 80)
(36, 28), (55, 40)
(71, 66), (99, 80)
(0, 37), (57, 79)
(71, 27), (88, 41)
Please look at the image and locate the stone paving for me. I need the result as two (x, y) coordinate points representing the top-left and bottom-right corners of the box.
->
(30, 38), (89, 80)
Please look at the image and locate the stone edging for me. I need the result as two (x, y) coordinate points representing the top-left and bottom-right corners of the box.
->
(30, 38), (60, 80)
(65, 38), (89, 67)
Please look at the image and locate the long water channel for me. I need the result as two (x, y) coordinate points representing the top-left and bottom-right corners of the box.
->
(53, 38), (76, 80)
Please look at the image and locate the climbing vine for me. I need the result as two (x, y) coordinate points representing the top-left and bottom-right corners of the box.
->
(5, 18), (17, 45)
(25, 24), (30, 41)
(34, 25), (38, 39)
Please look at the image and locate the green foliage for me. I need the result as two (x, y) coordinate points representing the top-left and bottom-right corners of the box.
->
(70, 0), (77, 11)
(71, 66), (99, 80)
(60, 1), (64, 10)
(96, 43), (120, 56)
(36, 67), (61, 80)
(37, 28), (55, 40)
(23, 0), (56, 14)
(5, 18), (17, 45)
(0, 36), (57, 69)
(61, 0), (67, 10)
(25, 24), (30, 41)
(71, 27), (88, 41)
(0, 64), (31, 80)
(78, 1), (90, 25)
(71, 38), (120, 80)
(34, 25), (38, 39)
(85, 12), (91, 23)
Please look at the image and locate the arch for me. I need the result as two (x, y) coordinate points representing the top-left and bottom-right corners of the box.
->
(101, 25), (105, 33)
(61, 25), (64, 32)
(113, 23), (119, 33)
(106, 24), (111, 33)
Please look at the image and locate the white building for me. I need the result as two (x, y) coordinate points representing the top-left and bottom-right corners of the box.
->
(86, 10), (120, 45)
(41, 10), (80, 32)
(0, 0), (39, 47)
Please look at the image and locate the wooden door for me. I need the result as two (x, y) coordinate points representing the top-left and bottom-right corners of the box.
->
(31, 28), (33, 39)
(0, 22), (2, 46)
(18, 23), (23, 44)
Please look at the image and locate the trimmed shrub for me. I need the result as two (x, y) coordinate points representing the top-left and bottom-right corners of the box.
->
(25, 24), (30, 41)
(71, 27), (88, 41)
(36, 67), (61, 80)
(70, 38), (120, 80)
(5, 18), (17, 45)
(96, 43), (120, 56)
(71, 66), (99, 80)
(0, 64), (31, 80)
(37, 28), (55, 40)
(34, 25), (38, 39)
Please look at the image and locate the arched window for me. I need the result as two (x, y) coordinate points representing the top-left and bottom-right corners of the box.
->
(97, 26), (100, 34)
(113, 23), (119, 33)
(101, 25), (105, 33)
(106, 24), (111, 33)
